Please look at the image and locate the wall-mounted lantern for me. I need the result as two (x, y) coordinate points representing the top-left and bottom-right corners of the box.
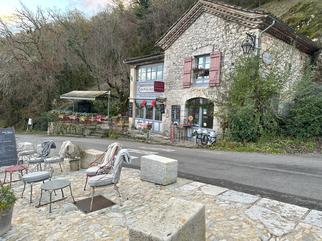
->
(241, 33), (256, 54)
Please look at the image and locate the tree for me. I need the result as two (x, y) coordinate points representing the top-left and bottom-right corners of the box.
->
(285, 66), (322, 140)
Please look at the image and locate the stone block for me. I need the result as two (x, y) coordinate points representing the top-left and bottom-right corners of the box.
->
(140, 154), (177, 185)
(129, 198), (205, 241)
(80, 149), (104, 169)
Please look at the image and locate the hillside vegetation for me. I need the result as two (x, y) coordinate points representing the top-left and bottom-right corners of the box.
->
(262, 0), (322, 40)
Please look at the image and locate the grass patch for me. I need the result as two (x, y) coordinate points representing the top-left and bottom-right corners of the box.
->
(103, 129), (121, 139)
(211, 137), (318, 154)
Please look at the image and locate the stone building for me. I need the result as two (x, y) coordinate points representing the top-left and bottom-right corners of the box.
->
(124, 0), (318, 136)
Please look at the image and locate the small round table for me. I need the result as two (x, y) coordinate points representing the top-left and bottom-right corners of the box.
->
(38, 179), (75, 213)
(4, 165), (28, 187)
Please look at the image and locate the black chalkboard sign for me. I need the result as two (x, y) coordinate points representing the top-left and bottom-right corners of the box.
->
(0, 128), (17, 167)
(128, 102), (133, 117)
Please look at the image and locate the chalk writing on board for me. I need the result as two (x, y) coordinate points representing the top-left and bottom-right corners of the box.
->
(0, 128), (17, 167)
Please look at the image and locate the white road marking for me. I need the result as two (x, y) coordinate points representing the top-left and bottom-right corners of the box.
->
(127, 149), (158, 155)
(137, 146), (176, 152)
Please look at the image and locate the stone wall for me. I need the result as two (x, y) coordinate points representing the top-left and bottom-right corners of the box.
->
(261, 33), (310, 101)
(162, 12), (311, 133)
(129, 67), (137, 129)
(163, 12), (257, 133)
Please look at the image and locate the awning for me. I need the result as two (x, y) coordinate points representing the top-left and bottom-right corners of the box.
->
(60, 91), (109, 101)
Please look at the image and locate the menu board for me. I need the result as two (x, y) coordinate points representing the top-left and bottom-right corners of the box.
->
(0, 128), (17, 167)
(128, 102), (133, 117)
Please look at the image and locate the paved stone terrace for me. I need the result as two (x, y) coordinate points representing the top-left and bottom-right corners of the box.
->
(1, 165), (322, 241)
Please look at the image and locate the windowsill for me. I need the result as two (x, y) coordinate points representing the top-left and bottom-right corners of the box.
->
(137, 80), (164, 83)
(192, 82), (209, 87)
(136, 118), (162, 122)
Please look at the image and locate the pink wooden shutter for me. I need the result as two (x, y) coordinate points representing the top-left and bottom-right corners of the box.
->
(182, 57), (192, 88)
(209, 51), (221, 87)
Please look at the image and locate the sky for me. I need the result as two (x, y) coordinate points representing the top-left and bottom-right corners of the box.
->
(0, 0), (119, 21)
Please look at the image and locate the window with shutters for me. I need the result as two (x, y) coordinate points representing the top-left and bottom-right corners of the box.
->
(193, 55), (210, 85)
(137, 63), (164, 82)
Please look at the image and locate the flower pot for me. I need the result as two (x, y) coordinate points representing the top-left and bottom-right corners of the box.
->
(0, 207), (14, 236)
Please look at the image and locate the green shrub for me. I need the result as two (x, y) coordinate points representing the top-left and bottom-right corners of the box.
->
(0, 186), (16, 211)
(212, 137), (317, 154)
(285, 67), (322, 139)
(224, 56), (284, 142)
(228, 104), (259, 142)
(33, 112), (59, 131)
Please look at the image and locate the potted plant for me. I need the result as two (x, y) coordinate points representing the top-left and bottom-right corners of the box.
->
(192, 67), (209, 77)
(0, 185), (16, 236)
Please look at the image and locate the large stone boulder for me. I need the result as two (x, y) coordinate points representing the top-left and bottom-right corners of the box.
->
(140, 154), (177, 185)
(129, 198), (205, 241)
(80, 149), (104, 169)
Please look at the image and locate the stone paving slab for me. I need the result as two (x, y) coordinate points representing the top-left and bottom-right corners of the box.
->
(200, 184), (228, 197)
(256, 198), (308, 220)
(217, 190), (260, 204)
(303, 210), (322, 228)
(246, 205), (299, 236)
(0, 163), (322, 241)
(245, 198), (309, 237)
(177, 181), (206, 191)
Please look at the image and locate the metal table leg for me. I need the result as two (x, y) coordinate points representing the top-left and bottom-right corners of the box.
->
(3, 171), (7, 184)
(38, 189), (43, 206)
(9, 172), (12, 187)
(69, 185), (75, 203)
(49, 191), (53, 213)
(30, 183), (33, 203)
(21, 182), (26, 198)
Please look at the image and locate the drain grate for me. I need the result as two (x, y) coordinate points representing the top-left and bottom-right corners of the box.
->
(74, 195), (115, 213)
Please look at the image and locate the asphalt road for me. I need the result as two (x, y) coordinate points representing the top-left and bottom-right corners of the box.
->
(16, 134), (322, 210)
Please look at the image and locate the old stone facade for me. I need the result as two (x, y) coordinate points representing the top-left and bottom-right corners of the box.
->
(163, 12), (255, 132)
(125, 0), (317, 137)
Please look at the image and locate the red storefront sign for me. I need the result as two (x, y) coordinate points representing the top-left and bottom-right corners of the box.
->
(154, 81), (164, 92)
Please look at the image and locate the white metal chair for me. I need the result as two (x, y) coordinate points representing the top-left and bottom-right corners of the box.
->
(21, 141), (56, 171)
(44, 140), (81, 172)
(88, 149), (131, 211)
(83, 143), (121, 190)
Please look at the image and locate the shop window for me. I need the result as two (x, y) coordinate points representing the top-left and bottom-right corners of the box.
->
(155, 104), (163, 121)
(187, 98), (213, 128)
(136, 107), (144, 119)
(171, 105), (181, 124)
(194, 55), (210, 85)
(137, 63), (164, 82)
(146, 105), (153, 120)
